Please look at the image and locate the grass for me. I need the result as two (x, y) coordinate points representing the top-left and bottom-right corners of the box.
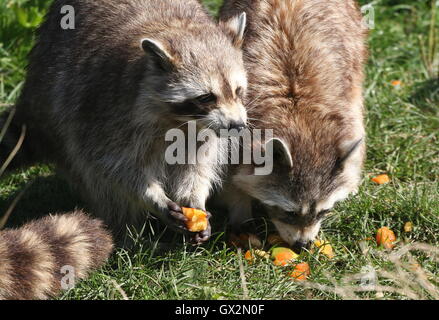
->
(0, 0), (438, 300)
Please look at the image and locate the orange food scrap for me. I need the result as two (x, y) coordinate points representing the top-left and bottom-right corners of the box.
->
(404, 222), (413, 233)
(314, 240), (335, 259)
(271, 247), (299, 266)
(244, 250), (254, 263)
(289, 263), (311, 281)
(391, 80), (402, 87)
(371, 174), (390, 185)
(376, 227), (396, 249)
(182, 207), (208, 232)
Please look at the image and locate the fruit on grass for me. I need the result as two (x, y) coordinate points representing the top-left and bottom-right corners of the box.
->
(244, 250), (254, 263)
(371, 174), (390, 185)
(314, 240), (335, 259)
(376, 227), (396, 249)
(289, 263), (311, 281)
(182, 207), (208, 232)
(271, 247), (299, 266)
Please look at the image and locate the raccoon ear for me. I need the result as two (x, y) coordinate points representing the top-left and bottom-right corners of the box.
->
(220, 12), (247, 48)
(266, 138), (293, 168)
(141, 38), (174, 71)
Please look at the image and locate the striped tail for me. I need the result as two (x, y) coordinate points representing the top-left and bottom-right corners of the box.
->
(0, 210), (114, 300)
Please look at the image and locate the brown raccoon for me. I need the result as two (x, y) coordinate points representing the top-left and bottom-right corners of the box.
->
(0, 211), (113, 300)
(3, 0), (248, 244)
(220, 0), (368, 251)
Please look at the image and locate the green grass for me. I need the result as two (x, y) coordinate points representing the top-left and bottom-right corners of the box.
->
(1, 0), (438, 300)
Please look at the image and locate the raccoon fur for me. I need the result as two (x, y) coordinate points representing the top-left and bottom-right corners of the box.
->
(0, 211), (113, 300)
(3, 0), (249, 244)
(219, 0), (368, 250)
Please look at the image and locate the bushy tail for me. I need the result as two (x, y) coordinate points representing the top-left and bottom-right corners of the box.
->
(0, 108), (30, 172)
(0, 210), (114, 300)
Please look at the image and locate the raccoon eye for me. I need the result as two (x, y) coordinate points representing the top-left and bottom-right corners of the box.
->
(280, 212), (299, 224)
(195, 93), (217, 105)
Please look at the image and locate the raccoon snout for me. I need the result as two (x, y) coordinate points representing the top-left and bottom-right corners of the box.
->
(292, 240), (312, 253)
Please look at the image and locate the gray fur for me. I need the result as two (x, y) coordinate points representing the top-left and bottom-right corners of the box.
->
(7, 0), (248, 244)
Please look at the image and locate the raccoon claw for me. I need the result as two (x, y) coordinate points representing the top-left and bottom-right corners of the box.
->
(167, 202), (190, 231)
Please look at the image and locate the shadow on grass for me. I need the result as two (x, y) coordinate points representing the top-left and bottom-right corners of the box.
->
(0, 167), (275, 259)
(0, 173), (83, 228)
(410, 78), (439, 115)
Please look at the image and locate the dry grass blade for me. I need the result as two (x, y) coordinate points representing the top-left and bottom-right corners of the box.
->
(0, 124), (26, 177)
(299, 242), (439, 300)
(0, 107), (15, 146)
(0, 181), (32, 230)
(109, 279), (129, 300)
(237, 248), (249, 299)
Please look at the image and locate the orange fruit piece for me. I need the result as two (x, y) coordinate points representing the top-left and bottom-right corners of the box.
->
(376, 227), (396, 249)
(182, 207), (208, 232)
(371, 174), (390, 185)
(244, 250), (254, 263)
(271, 248), (299, 266)
(290, 262), (311, 281)
(391, 80), (402, 86)
(314, 240), (335, 259)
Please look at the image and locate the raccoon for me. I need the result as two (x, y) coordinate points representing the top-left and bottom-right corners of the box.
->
(0, 211), (113, 300)
(4, 0), (248, 244)
(219, 0), (368, 251)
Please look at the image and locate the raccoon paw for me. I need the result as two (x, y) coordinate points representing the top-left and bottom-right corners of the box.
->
(167, 201), (190, 232)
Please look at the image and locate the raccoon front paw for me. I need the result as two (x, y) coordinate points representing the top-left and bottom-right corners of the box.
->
(190, 211), (212, 245)
(167, 201), (190, 232)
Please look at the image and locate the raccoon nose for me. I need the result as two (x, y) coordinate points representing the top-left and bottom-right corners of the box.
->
(228, 121), (246, 131)
(292, 240), (312, 253)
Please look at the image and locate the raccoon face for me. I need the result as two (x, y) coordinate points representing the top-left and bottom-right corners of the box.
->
(140, 13), (248, 132)
(233, 137), (365, 250)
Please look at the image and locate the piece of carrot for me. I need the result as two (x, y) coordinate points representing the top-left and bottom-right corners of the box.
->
(371, 174), (390, 185)
(182, 207), (208, 232)
(271, 248), (299, 266)
(289, 263), (311, 281)
(376, 227), (396, 249)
